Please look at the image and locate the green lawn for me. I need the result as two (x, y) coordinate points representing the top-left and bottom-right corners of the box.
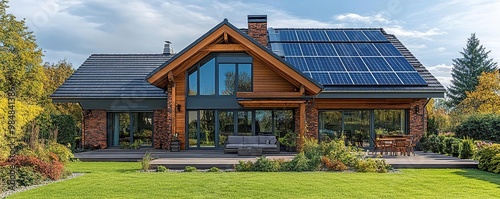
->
(6, 162), (500, 199)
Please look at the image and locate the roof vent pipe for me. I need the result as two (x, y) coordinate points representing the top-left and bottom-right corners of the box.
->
(163, 41), (174, 55)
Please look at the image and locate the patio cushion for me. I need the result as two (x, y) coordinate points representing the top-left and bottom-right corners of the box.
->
(242, 144), (260, 148)
(226, 144), (244, 149)
(258, 144), (277, 148)
(227, 136), (244, 144)
(243, 136), (259, 144)
(259, 136), (277, 144)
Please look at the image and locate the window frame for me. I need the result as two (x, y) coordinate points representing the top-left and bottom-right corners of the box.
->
(186, 53), (253, 97)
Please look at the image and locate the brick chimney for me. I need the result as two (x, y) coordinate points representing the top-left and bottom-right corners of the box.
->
(247, 15), (268, 47)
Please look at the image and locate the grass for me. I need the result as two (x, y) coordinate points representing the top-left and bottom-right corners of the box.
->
(6, 162), (500, 199)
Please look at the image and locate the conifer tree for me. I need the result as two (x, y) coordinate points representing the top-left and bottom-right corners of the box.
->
(447, 33), (498, 108)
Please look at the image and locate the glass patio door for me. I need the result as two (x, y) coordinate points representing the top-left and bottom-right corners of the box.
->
(187, 110), (216, 149)
(343, 110), (370, 147)
(107, 112), (153, 147)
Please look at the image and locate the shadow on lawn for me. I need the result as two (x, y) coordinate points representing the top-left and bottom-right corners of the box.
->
(453, 169), (500, 187)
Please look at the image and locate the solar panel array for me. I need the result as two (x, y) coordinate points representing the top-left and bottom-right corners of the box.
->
(269, 29), (427, 86)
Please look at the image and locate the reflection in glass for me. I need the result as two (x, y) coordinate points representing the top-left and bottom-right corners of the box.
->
(218, 111), (234, 146)
(319, 111), (342, 141)
(188, 70), (198, 95)
(238, 64), (252, 92)
(237, 111), (252, 136)
(255, 110), (272, 135)
(274, 110), (294, 138)
(188, 111), (198, 148)
(119, 113), (131, 144)
(133, 113), (153, 147)
(375, 110), (406, 137)
(199, 110), (215, 147)
(219, 64), (236, 95)
(343, 111), (370, 147)
(199, 58), (215, 95)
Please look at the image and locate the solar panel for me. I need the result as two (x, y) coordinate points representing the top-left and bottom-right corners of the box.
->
(362, 57), (392, 71)
(344, 30), (370, 41)
(372, 72), (402, 85)
(373, 43), (402, 56)
(396, 72), (427, 85)
(325, 30), (348, 41)
(353, 43), (380, 56)
(333, 43), (358, 56)
(363, 30), (388, 41)
(341, 57), (368, 71)
(271, 28), (427, 86)
(350, 73), (377, 84)
(310, 72), (332, 85)
(385, 57), (415, 71)
(330, 72), (353, 84)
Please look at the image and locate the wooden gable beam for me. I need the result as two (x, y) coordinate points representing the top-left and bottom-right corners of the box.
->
(203, 44), (246, 52)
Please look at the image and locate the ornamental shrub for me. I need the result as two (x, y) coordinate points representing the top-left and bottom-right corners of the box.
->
(475, 144), (500, 173)
(184, 166), (197, 172)
(285, 152), (313, 172)
(47, 142), (74, 164)
(455, 114), (500, 142)
(459, 137), (475, 159)
(451, 139), (461, 157)
(321, 156), (348, 171)
(234, 160), (253, 172)
(207, 167), (221, 172)
(355, 158), (391, 173)
(1, 156), (64, 180)
(156, 166), (169, 172)
(16, 166), (46, 186)
(252, 157), (281, 172)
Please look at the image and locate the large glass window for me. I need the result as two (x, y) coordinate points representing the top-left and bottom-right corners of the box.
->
(219, 64), (236, 95)
(188, 111), (198, 147)
(255, 110), (273, 135)
(237, 111), (252, 136)
(374, 110), (406, 137)
(199, 110), (215, 148)
(238, 64), (252, 92)
(188, 70), (197, 95)
(274, 110), (294, 138)
(219, 111), (234, 146)
(107, 112), (153, 147)
(319, 111), (342, 141)
(199, 58), (216, 95)
(187, 54), (252, 97)
(319, 110), (408, 147)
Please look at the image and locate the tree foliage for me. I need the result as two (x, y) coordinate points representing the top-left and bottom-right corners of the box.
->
(456, 71), (500, 114)
(447, 33), (498, 108)
(0, 0), (46, 101)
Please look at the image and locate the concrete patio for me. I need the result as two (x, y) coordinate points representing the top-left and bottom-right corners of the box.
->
(74, 149), (478, 169)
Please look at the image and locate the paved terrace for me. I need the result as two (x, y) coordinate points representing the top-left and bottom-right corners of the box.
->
(74, 149), (478, 169)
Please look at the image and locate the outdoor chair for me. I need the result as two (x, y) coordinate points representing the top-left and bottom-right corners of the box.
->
(393, 138), (408, 156)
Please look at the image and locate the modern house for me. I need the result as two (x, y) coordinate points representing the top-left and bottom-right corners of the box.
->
(51, 15), (445, 151)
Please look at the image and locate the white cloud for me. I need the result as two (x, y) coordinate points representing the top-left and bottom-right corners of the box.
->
(437, 47), (446, 52)
(384, 26), (446, 39)
(334, 13), (392, 24)
(427, 64), (453, 87)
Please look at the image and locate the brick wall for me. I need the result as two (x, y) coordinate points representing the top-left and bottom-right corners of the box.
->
(409, 99), (427, 140)
(248, 22), (268, 47)
(153, 85), (172, 149)
(305, 101), (319, 139)
(82, 109), (107, 149)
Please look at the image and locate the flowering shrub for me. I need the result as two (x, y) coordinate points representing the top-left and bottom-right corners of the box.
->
(2, 155), (64, 180)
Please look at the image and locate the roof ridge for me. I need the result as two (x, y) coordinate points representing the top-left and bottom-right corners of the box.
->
(271, 27), (384, 31)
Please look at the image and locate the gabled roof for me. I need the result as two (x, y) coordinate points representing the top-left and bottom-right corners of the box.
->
(51, 54), (171, 101)
(146, 19), (323, 94)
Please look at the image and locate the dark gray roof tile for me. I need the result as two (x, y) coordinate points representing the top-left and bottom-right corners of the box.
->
(51, 54), (172, 99)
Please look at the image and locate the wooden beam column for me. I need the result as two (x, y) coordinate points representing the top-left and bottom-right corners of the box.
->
(168, 72), (176, 144)
(298, 102), (306, 151)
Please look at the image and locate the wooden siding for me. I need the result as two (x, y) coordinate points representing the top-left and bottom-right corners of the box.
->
(253, 58), (297, 92)
(314, 98), (414, 109)
(174, 72), (186, 149)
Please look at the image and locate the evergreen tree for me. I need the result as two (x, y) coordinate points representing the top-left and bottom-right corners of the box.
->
(447, 33), (498, 108)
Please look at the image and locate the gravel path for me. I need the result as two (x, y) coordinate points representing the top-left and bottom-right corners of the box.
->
(1, 173), (84, 198)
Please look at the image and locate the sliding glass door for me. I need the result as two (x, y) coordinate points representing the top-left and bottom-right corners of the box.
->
(107, 112), (153, 147)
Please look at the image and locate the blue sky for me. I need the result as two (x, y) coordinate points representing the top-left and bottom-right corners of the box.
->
(7, 0), (500, 87)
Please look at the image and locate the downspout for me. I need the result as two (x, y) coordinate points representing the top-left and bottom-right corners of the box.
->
(78, 103), (85, 149)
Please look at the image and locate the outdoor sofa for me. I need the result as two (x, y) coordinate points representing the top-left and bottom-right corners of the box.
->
(224, 135), (280, 153)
